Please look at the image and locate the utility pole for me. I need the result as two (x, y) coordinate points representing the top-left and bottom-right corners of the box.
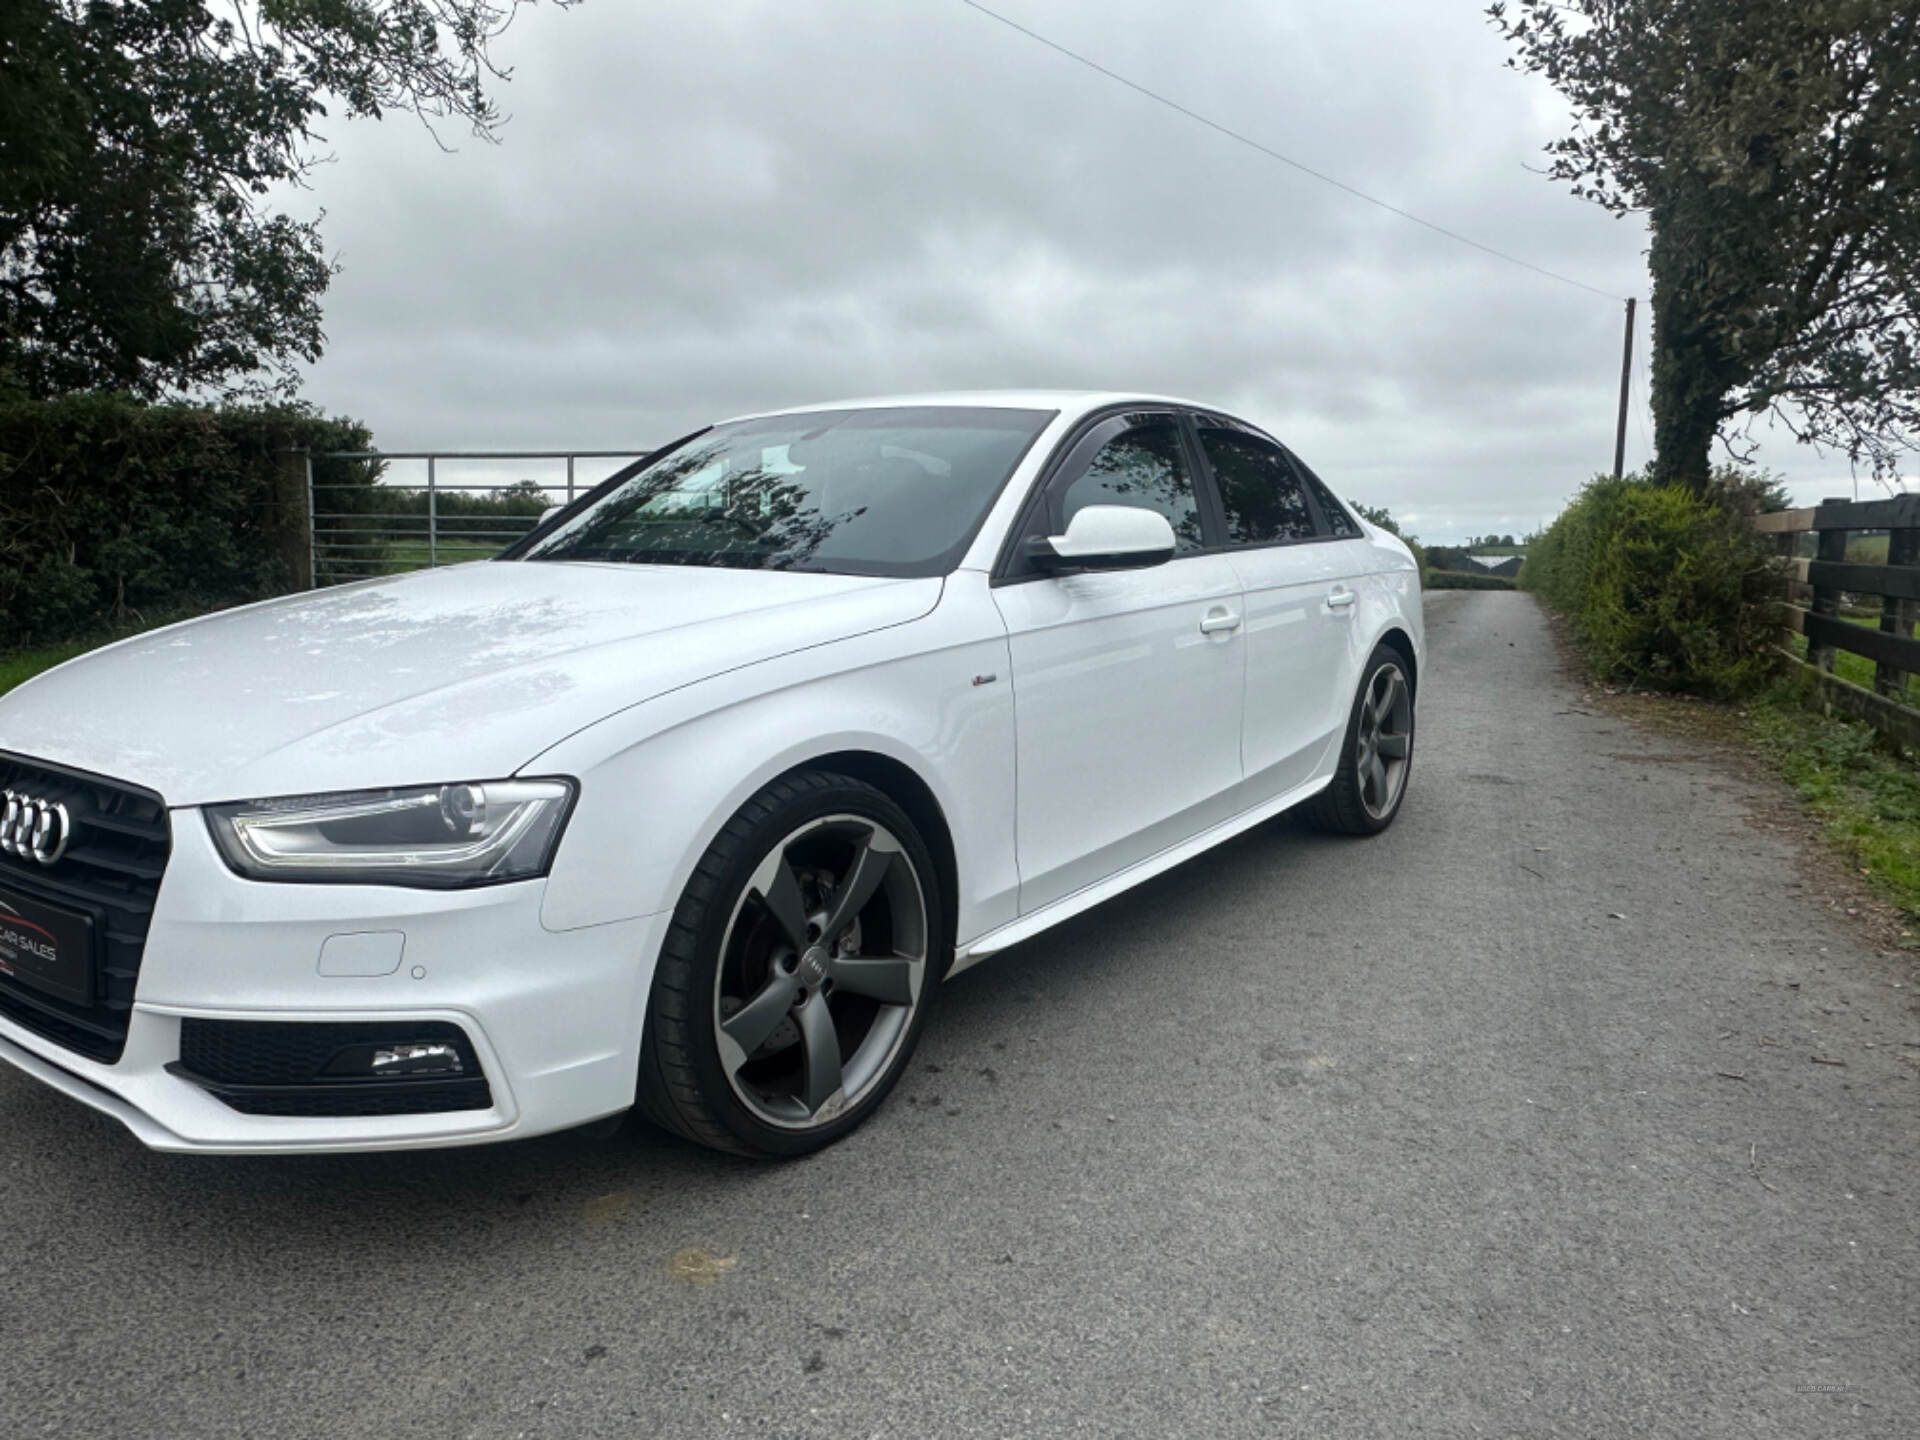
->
(1613, 296), (1636, 480)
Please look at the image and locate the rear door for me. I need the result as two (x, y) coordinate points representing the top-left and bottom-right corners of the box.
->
(991, 411), (1246, 913)
(1188, 414), (1358, 799)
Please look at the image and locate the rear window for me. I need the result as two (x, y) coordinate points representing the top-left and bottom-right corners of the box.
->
(1197, 427), (1317, 545)
(1296, 462), (1360, 538)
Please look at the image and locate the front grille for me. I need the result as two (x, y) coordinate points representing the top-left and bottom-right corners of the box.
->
(172, 1018), (494, 1117)
(0, 753), (170, 1063)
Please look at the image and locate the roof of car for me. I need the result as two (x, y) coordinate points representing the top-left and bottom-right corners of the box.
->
(724, 390), (1217, 425)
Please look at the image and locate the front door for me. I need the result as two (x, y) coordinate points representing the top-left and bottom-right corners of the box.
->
(991, 413), (1246, 913)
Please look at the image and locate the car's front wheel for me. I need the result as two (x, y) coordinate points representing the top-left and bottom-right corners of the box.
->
(636, 770), (941, 1157)
(1309, 644), (1415, 836)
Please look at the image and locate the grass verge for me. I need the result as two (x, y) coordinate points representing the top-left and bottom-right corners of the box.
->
(1, 605), (211, 698)
(0, 638), (100, 697)
(1742, 681), (1920, 929)
(1540, 597), (1920, 940)
(4, 549), (493, 697)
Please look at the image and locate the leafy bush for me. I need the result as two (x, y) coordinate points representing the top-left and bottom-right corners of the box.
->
(0, 394), (372, 647)
(1349, 499), (1430, 579)
(1520, 470), (1783, 696)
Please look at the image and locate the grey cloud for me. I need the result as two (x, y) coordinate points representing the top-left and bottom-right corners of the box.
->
(287, 0), (1852, 542)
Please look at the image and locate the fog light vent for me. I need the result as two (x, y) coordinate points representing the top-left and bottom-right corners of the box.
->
(371, 1042), (464, 1077)
(170, 1018), (492, 1116)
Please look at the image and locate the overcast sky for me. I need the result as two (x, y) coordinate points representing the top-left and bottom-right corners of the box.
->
(288, 0), (1864, 543)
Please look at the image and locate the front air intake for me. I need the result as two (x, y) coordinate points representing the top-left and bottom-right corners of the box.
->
(169, 1018), (494, 1117)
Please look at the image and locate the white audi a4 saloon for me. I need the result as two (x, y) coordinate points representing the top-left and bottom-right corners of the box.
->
(0, 393), (1422, 1157)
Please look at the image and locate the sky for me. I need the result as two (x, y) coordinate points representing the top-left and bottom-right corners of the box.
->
(286, 0), (1869, 544)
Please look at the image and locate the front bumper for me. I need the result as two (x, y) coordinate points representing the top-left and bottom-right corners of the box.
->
(0, 815), (669, 1153)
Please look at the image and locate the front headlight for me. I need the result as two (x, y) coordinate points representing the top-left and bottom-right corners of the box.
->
(204, 779), (576, 888)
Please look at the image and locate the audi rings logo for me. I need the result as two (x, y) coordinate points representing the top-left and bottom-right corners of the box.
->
(0, 790), (71, 866)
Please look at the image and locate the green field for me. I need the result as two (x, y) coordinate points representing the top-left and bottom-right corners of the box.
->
(1425, 569), (1516, 591)
(317, 535), (511, 580)
(1785, 610), (1920, 702)
(374, 538), (507, 571)
(1846, 534), (1890, 564)
(1777, 535), (1919, 698)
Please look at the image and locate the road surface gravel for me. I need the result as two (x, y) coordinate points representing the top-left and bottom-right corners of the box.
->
(1, 589), (1915, 1438)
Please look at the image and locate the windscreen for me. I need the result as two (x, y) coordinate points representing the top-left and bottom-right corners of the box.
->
(517, 406), (1055, 576)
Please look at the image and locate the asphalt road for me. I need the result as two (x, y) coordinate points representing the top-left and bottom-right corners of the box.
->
(3, 589), (1917, 1439)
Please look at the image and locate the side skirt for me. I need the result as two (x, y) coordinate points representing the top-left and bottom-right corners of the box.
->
(947, 771), (1333, 976)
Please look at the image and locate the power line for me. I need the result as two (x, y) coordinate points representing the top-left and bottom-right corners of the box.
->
(958, 0), (1628, 304)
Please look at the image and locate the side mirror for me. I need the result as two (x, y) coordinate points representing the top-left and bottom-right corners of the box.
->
(1026, 504), (1177, 573)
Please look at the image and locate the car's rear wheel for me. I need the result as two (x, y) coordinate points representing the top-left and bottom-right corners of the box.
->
(1309, 644), (1414, 836)
(636, 770), (941, 1157)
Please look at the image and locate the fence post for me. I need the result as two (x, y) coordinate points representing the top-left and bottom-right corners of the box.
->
(1877, 526), (1918, 697)
(427, 455), (438, 568)
(274, 447), (315, 591)
(1807, 496), (1850, 674)
(304, 451), (318, 589)
(567, 454), (575, 503)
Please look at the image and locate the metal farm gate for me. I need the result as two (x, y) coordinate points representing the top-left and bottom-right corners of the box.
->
(300, 449), (655, 587)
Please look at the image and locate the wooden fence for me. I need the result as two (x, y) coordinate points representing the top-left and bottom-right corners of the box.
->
(1755, 495), (1920, 747)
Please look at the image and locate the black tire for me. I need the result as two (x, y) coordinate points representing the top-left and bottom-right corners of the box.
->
(1309, 644), (1415, 836)
(635, 769), (944, 1158)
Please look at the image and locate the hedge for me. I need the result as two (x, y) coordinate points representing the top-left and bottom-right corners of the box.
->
(0, 394), (373, 648)
(1519, 471), (1783, 696)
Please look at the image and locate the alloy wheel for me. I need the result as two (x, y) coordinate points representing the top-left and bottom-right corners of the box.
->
(713, 814), (929, 1129)
(1355, 662), (1413, 821)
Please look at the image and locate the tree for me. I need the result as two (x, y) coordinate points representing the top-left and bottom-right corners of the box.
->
(0, 1), (576, 401)
(1349, 499), (1402, 535)
(1489, 1), (1920, 489)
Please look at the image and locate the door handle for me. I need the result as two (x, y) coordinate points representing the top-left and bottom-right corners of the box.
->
(1326, 589), (1357, 611)
(1199, 608), (1242, 634)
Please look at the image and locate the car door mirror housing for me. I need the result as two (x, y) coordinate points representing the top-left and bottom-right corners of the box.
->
(1026, 505), (1178, 572)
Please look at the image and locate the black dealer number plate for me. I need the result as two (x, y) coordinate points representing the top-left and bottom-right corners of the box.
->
(0, 884), (96, 1006)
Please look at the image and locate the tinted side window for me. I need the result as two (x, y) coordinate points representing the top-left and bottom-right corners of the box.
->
(1198, 427), (1316, 544)
(1296, 462), (1360, 538)
(1057, 422), (1204, 554)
